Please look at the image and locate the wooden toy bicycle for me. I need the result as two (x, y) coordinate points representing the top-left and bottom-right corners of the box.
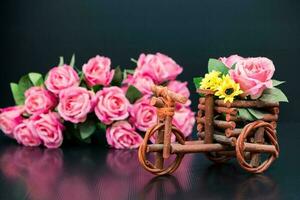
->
(138, 85), (279, 175)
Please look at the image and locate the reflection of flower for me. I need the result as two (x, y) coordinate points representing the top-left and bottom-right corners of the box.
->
(0, 146), (63, 200)
(58, 176), (93, 200)
(0, 146), (195, 199)
(106, 150), (138, 176)
(215, 75), (243, 103)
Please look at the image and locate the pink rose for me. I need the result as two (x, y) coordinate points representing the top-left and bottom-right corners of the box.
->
(24, 87), (57, 115)
(135, 53), (183, 83)
(150, 130), (176, 144)
(13, 120), (41, 147)
(82, 55), (115, 87)
(219, 54), (244, 68)
(172, 107), (195, 138)
(106, 121), (143, 149)
(229, 57), (275, 99)
(0, 106), (24, 136)
(129, 96), (157, 131)
(167, 80), (191, 107)
(58, 87), (95, 123)
(123, 74), (154, 95)
(94, 87), (130, 125)
(32, 112), (64, 148)
(45, 65), (80, 95)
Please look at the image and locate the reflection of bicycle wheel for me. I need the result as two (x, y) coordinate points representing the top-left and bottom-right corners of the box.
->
(138, 124), (185, 175)
(236, 121), (279, 173)
(235, 175), (278, 200)
(140, 175), (183, 200)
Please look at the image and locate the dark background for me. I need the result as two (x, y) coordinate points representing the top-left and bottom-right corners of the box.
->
(0, 0), (299, 122)
(0, 1), (300, 199)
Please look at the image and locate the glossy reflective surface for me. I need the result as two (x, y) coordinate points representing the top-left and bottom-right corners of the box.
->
(0, 123), (299, 200)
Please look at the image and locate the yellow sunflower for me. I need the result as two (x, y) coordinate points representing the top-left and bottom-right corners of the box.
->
(215, 75), (243, 103)
(200, 70), (222, 91)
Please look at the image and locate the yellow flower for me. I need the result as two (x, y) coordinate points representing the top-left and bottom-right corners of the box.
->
(215, 75), (243, 103)
(200, 70), (222, 91)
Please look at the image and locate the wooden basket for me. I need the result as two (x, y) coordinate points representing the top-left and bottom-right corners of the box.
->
(196, 89), (279, 173)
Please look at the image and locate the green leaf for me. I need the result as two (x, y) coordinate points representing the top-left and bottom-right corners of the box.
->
(259, 87), (288, 103)
(231, 63), (237, 70)
(208, 58), (229, 74)
(97, 122), (106, 133)
(237, 108), (255, 121)
(69, 54), (75, 67)
(126, 85), (142, 104)
(193, 77), (203, 89)
(10, 83), (25, 105)
(18, 75), (33, 94)
(272, 79), (285, 87)
(130, 58), (138, 64)
(247, 108), (266, 119)
(111, 66), (123, 86)
(123, 69), (135, 80)
(78, 120), (96, 140)
(125, 69), (135, 74)
(92, 85), (103, 93)
(28, 72), (44, 86)
(58, 56), (64, 66)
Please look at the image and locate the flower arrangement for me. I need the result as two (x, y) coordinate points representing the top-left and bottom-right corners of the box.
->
(194, 55), (288, 120)
(0, 53), (195, 149)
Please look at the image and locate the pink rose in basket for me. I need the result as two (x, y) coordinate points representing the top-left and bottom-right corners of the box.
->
(229, 57), (275, 99)
(13, 120), (41, 147)
(24, 86), (57, 115)
(45, 65), (80, 95)
(0, 106), (24, 136)
(135, 53), (183, 84)
(58, 87), (95, 123)
(123, 74), (154, 95)
(172, 107), (195, 138)
(94, 87), (130, 125)
(32, 112), (64, 148)
(82, 55), (115, 87)
(167, 80), (191, 107)
(219, 54), (244, 68)
(129, 96), (157, 131)
(106, 121), (143, 149)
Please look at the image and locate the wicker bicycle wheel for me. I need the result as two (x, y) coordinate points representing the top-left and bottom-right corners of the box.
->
(138, 123), (185, 175)
(236, 120), (279, 173)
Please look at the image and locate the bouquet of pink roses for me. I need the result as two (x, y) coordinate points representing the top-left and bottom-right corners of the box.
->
(0, 53), (195, 149)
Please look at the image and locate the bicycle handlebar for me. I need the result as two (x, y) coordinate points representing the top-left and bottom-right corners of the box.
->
(151, 85), (188, 104)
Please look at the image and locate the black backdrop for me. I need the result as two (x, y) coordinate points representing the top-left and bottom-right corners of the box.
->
(0, 0), (299, 123)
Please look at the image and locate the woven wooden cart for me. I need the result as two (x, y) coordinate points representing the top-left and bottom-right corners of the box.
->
(138, 85), (279, 175)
